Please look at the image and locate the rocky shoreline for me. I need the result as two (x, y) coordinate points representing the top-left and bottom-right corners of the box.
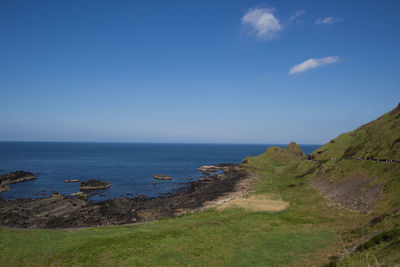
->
(0, 164), (250, 229)
(0, 171), (36, 193)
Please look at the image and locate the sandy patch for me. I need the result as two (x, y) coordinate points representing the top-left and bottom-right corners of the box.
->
(217, 195), (289, 212)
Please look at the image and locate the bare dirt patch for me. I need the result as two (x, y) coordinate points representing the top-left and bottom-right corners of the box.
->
(178, 171), (259, 214)
(216, 195), (289, 212)
(312, 173), (384, 213)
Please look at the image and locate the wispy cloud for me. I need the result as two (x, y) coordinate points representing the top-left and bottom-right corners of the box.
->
(288, 10), (305, 23)
(315, 16), (342, 25)
(289, 56), (340, 75)
(241, 7), (282, 40)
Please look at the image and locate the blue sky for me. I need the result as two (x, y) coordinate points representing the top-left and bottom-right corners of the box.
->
(1, 0), (399, 144)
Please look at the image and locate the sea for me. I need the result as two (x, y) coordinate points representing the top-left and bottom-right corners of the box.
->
(0, 142), (320, 201)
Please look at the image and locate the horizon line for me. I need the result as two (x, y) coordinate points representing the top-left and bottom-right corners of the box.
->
(0, 140), (323, 146)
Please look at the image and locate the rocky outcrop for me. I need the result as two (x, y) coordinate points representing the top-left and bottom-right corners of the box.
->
(198, 164), (235, 174)
(70, 191), (85, 197)
(198, 177), (213, 181)
(283, 142), (306, 160)
(259, 142), (306, 162)
(0, 184), (10, 193)
(153, 174), (173, 180)
(0, 171), (36, 185)
(0, 171), (36, 193)
(198, 166), (221, 174)
(79, 180), (110, 191)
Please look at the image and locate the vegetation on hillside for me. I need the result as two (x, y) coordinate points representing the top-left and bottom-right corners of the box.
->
(251, 141), (306, 164)
(311, 103), (400, 161)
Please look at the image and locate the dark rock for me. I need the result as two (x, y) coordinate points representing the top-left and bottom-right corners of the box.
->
(198, 177), (213, 182)
(79, 180), (110, 191)
(152, 182), (157, 185)
(241, 159), (248, 164)
(71, 192), (85, 197)
(370, 214), (389, 226)
(0, 184), (10, 193)
(198, 165), (223, 174)
(137, 194), (147, 200)
(0, 171), (36, 185)
(307, 154), (316, 160)
(153, 174), (173, 180)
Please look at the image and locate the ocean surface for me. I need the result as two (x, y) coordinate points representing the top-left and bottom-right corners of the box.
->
(0, 142), (320, 201)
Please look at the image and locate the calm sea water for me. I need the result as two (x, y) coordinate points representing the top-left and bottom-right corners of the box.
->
(0, 142), (320, 200)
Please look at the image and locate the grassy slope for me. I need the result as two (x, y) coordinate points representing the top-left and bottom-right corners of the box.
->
(247, 142), (400, 266)
(311, 104), (400, 160)
(312, 159), (400, 266)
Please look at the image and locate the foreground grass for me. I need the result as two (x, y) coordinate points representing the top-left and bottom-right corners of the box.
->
(0, 158), (373, 266)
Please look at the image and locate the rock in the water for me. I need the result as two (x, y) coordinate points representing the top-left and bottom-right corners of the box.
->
(79, 180), (111, 191)
(198, 164), (234, 174)
(0, 171), (36, 185)
(153, 174), (173, 180)
(71, 191), (85, 197)
(198, 165), (221, 174)
(0, 184), (11, 193)
(64, 179), (80, 183)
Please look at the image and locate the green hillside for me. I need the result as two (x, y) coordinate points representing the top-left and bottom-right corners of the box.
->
(244, 104), (400, 266)
(252, 142), (306, 163)
(311, 103), (400, 161)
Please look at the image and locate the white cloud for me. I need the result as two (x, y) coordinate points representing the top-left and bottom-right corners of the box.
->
(288, 10), (305, 23)
(315, 16), (342, 25)
(289, 56), (340, 75)
(241, 7), (282, 40)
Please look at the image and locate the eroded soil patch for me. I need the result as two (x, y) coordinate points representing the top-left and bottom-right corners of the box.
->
(312, 173), (384, 212)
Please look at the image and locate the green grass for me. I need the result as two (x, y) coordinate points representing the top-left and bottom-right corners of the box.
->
(0, 211), (333, 266)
